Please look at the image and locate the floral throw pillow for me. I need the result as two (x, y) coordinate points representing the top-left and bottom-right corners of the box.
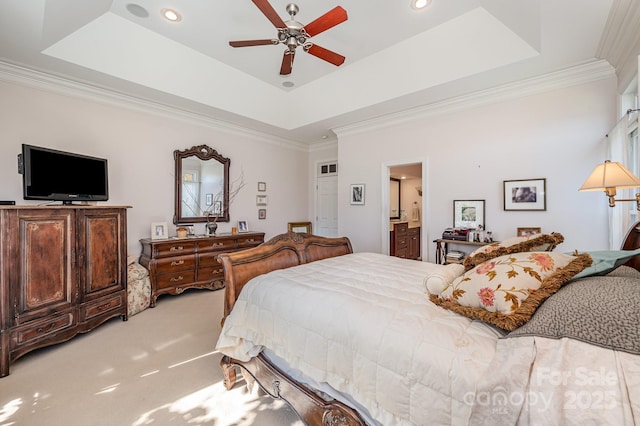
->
(463, 232), (564, 271)
(429, 251), (592, 330)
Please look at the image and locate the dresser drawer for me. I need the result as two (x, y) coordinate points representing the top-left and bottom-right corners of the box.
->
(238, 235), (264, 248)
(396, 236), (408, 247)
(81, 293), (125, 321)
(157, 271), (196, 289)
(12, 312), (75, 346)
(156, 241), (196, 257)
(199, 252), (222, 268)
(197, 265), (225, 281)
(156, 254), (196, 274)
(198, 238), (236, 252)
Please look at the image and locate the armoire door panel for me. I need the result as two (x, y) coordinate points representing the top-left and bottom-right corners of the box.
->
(84, 215), (120, 293)
(17, 212), (74, 320)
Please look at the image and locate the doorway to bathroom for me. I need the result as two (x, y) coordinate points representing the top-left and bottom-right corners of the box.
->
(386, 162), (424, 259)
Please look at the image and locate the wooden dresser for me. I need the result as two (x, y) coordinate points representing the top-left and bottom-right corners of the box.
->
(390, 222), (421, 260)
(0, 206), (129, 377)
(139, 232), (264, 306)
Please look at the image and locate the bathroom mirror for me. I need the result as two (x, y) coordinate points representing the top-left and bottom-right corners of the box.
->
(390, 177), (401, 220)
(174, 145), (230, 224)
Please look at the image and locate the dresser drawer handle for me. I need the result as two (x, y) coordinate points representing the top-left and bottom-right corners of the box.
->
(246, 239), (254, 243)
(97, 302), (112, 311)
(170, 246), (184, 251)
(171, 260), (185, 266)
(211, 242), (223, 247)
(170, 276), (184, 282)
(213, 268), (223, 274)
(37, 322), (57, 333)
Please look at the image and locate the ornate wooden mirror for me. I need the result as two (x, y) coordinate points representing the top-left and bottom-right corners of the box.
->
(174, 145), (230, 224)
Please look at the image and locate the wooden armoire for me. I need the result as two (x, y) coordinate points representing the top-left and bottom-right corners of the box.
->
(0, 206), (129, 377)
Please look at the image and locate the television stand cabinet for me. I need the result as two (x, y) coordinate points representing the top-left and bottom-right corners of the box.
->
(0, 206), (129, 377)
(139, 232), (264, 306)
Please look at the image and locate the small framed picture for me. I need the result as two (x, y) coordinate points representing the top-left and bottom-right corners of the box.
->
(517, 227), (542, 237)
(213, 201), (222, 215)
(205, 193), (213, 206)
(453, 200), (485, 229)
(151, 222), (168, 240)
(258, 182), (267, 192)
(258, 209), (266, 220)
(237, 220), (249, 232)
(504, 178), (546, 211)
(256, 195), (268, 206)
(350, 184), (365, 205)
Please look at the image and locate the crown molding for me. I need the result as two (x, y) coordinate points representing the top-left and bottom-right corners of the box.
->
(333, 59), (616, 139)
(0, 60), (309, 152)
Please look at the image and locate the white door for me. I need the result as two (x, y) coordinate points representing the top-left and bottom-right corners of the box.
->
(316, 175), (338, 237)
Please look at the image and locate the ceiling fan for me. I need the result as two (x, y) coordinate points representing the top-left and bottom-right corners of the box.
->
(229, 0), (348, 76)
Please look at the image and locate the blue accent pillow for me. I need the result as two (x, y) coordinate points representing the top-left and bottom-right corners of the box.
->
(571, 248), (640, 279)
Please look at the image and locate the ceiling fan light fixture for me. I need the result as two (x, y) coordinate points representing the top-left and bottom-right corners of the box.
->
(411, 0), (432, 10)
(162, 8), (181, 22)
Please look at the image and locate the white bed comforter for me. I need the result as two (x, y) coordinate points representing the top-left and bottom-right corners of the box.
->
(216, 252), (501, 425)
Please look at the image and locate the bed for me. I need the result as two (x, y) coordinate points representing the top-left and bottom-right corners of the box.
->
(215, 230), (640, 425)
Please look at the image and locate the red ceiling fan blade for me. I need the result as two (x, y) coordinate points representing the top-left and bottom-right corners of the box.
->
(252, 0), (287, 28)
(303, 6), (348, 37)
(280, 50), (295, 75)
(229, 39), (277, 47)
(306, 44), (345, 66)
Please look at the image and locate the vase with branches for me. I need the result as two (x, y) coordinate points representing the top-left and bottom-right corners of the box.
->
(204, 171), (246, 235)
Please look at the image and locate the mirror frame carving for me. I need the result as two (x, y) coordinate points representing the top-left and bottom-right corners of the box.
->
(174, 145), (230, 224)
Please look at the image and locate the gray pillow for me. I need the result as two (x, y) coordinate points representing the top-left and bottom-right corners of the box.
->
(505, 270), (640, 355)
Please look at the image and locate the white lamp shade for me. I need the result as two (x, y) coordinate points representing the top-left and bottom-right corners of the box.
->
(579, 160), (640, 191)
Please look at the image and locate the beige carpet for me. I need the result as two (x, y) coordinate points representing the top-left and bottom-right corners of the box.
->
(0, 289), (302, 425)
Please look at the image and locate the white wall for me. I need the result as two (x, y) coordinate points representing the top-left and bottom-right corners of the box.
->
(0, 80), (309, 255)
(336, 78), (618, 261)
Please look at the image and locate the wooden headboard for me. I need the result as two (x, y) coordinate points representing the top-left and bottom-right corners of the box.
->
(622, 220), (640, 271)
(218, 232), (353, 320)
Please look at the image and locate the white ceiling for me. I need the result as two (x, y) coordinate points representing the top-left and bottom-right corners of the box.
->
(0, 0), (637, 145)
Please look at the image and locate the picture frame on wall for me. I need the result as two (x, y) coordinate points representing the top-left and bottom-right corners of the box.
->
(258, 182), (267, 192)
(453, 200), (485, 229)
(258, 209), (266, 220)
(151, 222), (168, 240)
(504, 178), (546, 211)
(256, 195), (268, 206)
(350, 184), (365, 205)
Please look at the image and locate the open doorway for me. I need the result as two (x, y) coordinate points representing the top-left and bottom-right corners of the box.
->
(385, 162), (424, 259)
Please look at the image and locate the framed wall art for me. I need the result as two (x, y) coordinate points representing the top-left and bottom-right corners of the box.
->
(453, 200), (485, 229)
(504, 178), (546, 211)
(350, 184), (365, 205)
(258, 209), (266, 220)
(258, 182), (266, 192)
(256, 195), (268, 206)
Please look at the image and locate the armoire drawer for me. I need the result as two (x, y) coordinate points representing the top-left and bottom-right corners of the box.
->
(12, 312), (75, 346)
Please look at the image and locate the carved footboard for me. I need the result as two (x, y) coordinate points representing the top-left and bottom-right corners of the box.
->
(220, 354), (366, 426)
(217, 232), (363, 425)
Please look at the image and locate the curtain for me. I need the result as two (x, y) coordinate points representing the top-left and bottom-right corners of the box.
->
(607, 110), (639, 249)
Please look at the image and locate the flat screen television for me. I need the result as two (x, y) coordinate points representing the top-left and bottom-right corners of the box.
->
(21, 144), (109, 204)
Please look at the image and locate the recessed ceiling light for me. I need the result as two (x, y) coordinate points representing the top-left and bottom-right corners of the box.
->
(411, 0), (432, 10)
(282, 81), (295, 88)
(162, 8), (181, 22)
